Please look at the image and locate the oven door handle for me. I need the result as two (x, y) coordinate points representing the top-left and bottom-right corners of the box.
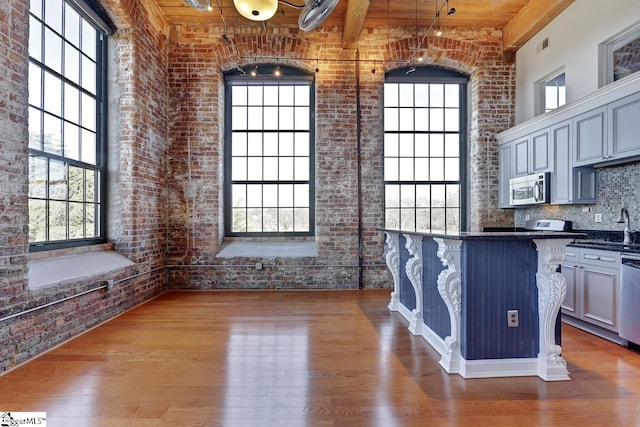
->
(622, 253), (640, 268)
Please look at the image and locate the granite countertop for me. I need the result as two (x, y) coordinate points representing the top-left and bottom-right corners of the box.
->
(379, 229), (585, 240)
(568, 239), (640, 254)
(380, 228), (640, 253)
(566, 229), (640, 254)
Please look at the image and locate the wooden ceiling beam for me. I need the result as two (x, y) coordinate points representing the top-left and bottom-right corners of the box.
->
(342, 0), (371, 47)
(503, 0), (574, 54)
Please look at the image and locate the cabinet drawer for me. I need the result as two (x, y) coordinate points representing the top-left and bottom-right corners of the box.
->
(562, 248), (580, 267)
(579, 248), (620, 268)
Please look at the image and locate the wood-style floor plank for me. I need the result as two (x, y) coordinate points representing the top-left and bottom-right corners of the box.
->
(1, 289), (639, 426)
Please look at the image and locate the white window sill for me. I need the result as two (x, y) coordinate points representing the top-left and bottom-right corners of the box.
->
(216, 241), (318, 259)
(28, 250), (134, 289)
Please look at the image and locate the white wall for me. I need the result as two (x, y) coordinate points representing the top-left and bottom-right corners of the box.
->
(515, 0), (640, 124)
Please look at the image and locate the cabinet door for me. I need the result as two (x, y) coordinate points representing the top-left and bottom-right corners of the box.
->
(530, 130), (551, 172)
(561, 263), (578, 317)
(581, 265), (619, 331)
(550, 121), (572, 204)
(573, 107), (607, 166)
(498, 143), (513, 208)
(573, 167), (597, 204)
(608, 92), (640, 160)
(512, 137), (530, 177)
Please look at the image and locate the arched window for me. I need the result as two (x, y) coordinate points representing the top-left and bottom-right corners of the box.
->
(224, 65), (315, 236)
(384, 66), (468, 232)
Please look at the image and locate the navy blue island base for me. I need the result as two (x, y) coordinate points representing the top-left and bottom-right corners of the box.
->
(382, 229), (585, 381)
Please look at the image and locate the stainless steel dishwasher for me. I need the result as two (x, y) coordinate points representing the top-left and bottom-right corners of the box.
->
(620, 253), (640, 346)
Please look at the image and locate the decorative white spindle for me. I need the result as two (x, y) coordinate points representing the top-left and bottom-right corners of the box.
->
(434, 237), (463, 374)
(534, 238), (573, 381)
(404, 234), (423, 335)
(384, 232), (400, 312)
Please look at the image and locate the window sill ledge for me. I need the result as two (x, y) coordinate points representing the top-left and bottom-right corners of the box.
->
(28, 246), (134, 289)
(216, 241), (318, 259)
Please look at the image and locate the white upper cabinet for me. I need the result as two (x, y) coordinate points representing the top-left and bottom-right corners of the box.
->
(498, 143), (512, 208)
(512, 137), (529, 177)
(573, 107), (607, 166)
(608, 91), (640, 161)
(511, 129), (551, 178)
(550, 120), (572, 204)
(530, 130), (551, 172)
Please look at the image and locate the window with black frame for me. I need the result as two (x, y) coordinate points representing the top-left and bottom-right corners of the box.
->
(27, 0), (111, 250)
(383, 66), (467, 233)
(224, 65), (315, 237)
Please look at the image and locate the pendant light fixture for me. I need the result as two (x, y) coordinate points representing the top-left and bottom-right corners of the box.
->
(233, 0), (279, 21)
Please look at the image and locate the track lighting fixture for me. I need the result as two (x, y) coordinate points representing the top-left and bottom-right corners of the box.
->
(410, 0), (457, 62)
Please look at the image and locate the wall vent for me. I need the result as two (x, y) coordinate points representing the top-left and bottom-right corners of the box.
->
(536, 37), (550, 53)
(542, 37), (550, 50)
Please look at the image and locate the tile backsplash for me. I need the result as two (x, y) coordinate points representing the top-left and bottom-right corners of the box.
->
(514, 160), (640, 232)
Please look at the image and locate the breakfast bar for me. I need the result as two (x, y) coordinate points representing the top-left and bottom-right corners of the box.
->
(382, 228), (583, 381)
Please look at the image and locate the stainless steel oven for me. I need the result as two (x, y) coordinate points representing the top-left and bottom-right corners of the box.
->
(620, 253), (640, 345)
(509, 172), (550, 206)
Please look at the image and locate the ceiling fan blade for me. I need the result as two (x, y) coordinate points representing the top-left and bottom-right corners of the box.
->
(298, 0), (339, 31)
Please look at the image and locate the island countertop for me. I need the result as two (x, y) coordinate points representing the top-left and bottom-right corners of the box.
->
(378, 228), (586, 240)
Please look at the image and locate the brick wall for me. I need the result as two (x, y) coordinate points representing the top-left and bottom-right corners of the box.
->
(0, 0), (30, 370)
(0, 0), (169, 373)
(165, 25), (515, 290)
(0, 2), (519, 370)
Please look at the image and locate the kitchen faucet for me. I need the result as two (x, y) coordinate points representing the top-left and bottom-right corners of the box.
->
(617, 207), (633, 245)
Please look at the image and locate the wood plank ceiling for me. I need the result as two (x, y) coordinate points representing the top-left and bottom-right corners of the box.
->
(153, 0), (574, 53)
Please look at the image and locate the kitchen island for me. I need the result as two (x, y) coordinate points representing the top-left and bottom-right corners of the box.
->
(382, 229), (583, 381)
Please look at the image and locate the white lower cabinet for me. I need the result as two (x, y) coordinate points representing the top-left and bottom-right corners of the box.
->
(561, 247), (620, 332)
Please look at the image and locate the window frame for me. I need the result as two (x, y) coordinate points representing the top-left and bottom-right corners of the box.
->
(27, 0), (112, 252)
(383, 66), (468, 233)
(223, 65), (316, 237)
(599, 20), (640, 88)
(534, 68), (566, 116)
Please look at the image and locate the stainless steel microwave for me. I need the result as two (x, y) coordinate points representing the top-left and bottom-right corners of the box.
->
(509, 172), (550, 206)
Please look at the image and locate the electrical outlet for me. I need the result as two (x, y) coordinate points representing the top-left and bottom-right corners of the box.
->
(595, 213), (602, 223)
(507, 309), (519, 327)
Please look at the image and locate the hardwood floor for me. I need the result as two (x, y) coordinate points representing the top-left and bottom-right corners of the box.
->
(1, 289), (639, 426)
